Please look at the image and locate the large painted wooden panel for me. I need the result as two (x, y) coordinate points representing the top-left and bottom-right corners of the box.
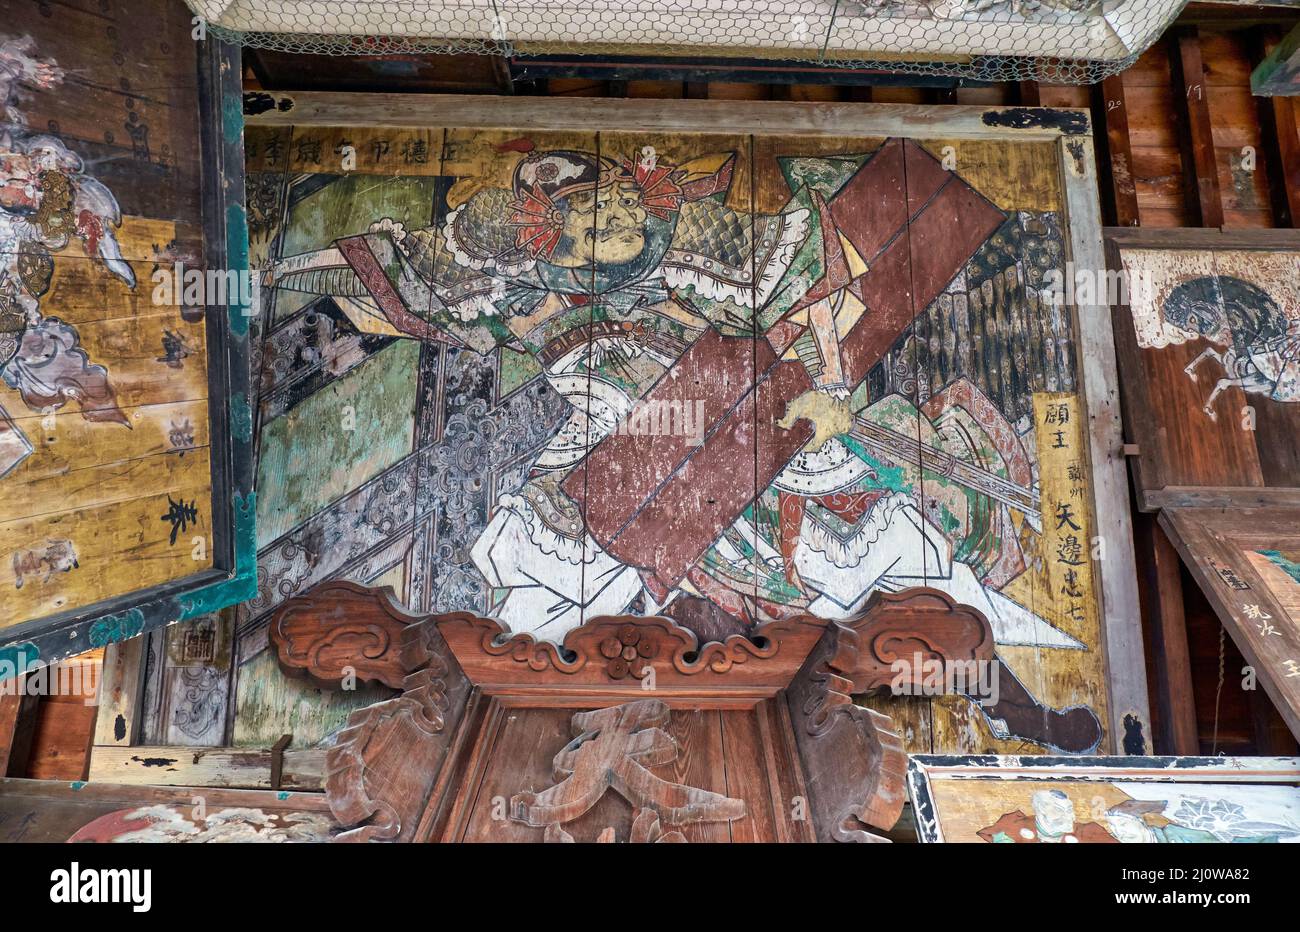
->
(0, 2), (249, 652)
(236, 96), (1143, 756)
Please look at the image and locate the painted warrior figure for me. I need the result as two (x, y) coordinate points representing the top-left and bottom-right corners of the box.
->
(0, 34), (136, 479)
(270, 138), (1101, 752)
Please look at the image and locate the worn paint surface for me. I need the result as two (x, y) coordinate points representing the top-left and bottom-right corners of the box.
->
(0, 29), (215, 626)
(923, 771), (1300, 843)
(240, 121), (1120, 754)
(0, 8), (256, 667)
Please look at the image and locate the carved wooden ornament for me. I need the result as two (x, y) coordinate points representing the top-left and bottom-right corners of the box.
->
(266, 581), (996, 843)
(511, 699), (745, 837)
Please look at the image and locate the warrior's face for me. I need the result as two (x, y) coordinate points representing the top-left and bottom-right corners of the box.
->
(550, 181), (648, 269)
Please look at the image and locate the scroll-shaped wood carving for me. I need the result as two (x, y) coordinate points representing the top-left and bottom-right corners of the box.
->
(268, 581), (439, 689)
(784, 587), (995, 842)
(785, 620), (908, 843)
(840, 586), (997, 694)
(266, 581), (998, 843)
(325, 655), (470, 842)
(439, 612), (815, 684)
(511, 699), (745, 840)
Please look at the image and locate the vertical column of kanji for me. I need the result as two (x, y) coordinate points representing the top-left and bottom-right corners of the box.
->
(439, 129), (597, 635)
(1018, 143), (1110, 756)
(911, 136), (1110, 756)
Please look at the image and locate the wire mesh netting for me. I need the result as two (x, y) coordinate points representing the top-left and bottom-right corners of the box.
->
(186, 0), (1188, 84)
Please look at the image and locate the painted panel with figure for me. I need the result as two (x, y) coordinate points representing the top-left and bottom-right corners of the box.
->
(1108, 229), (1300, 503)
(908, 755), (1300, 843)
(235, 100), (1138, 755)
(0, 3), (216, 634)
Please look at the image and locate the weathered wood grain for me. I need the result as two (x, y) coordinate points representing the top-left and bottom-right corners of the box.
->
(0, 777), (333, 843)
(87, 744), (325, 790)
(1170, 27), (1227, 228)
(92, 637), (145, 747)
(248, 93), (1091, 142)
(1064, 140), (1152, 752)
(0, 684), (40, 777)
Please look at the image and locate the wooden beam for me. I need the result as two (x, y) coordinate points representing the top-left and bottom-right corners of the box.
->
(1093, 74), (1141, 227)
(1254, 27), (1300, 227)
(1135, 518), (1200, 755)
(1017, 80), (1041, 107)
(491, 56), (514, 95)
(1141, 485), (1300, 511)
(92, 637), (145, 747)
(88, 745), (327, 791)
(1170, 27), (1225, 227)
(0, 684), (39, 777)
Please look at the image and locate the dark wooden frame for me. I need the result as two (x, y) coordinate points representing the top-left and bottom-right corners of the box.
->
(907, 753), (1300, 843)
(0, 38), (256, 674)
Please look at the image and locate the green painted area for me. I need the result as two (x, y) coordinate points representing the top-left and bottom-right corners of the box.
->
(276, 175), (436, 325)
(1258, 549), (1300, 585)
(256, 340), (419, 547)
(180, 491), (258, 620)
(230, 392), (254, 443)
(498, 346), (543, 399)
(0, 642), (38, 683)
(232, 649), (395, 748)
(89, 609), (145, 647)
(226, 200), (252, 337)
(841, 437), (909, 493)
(69, 781), (86, 790)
